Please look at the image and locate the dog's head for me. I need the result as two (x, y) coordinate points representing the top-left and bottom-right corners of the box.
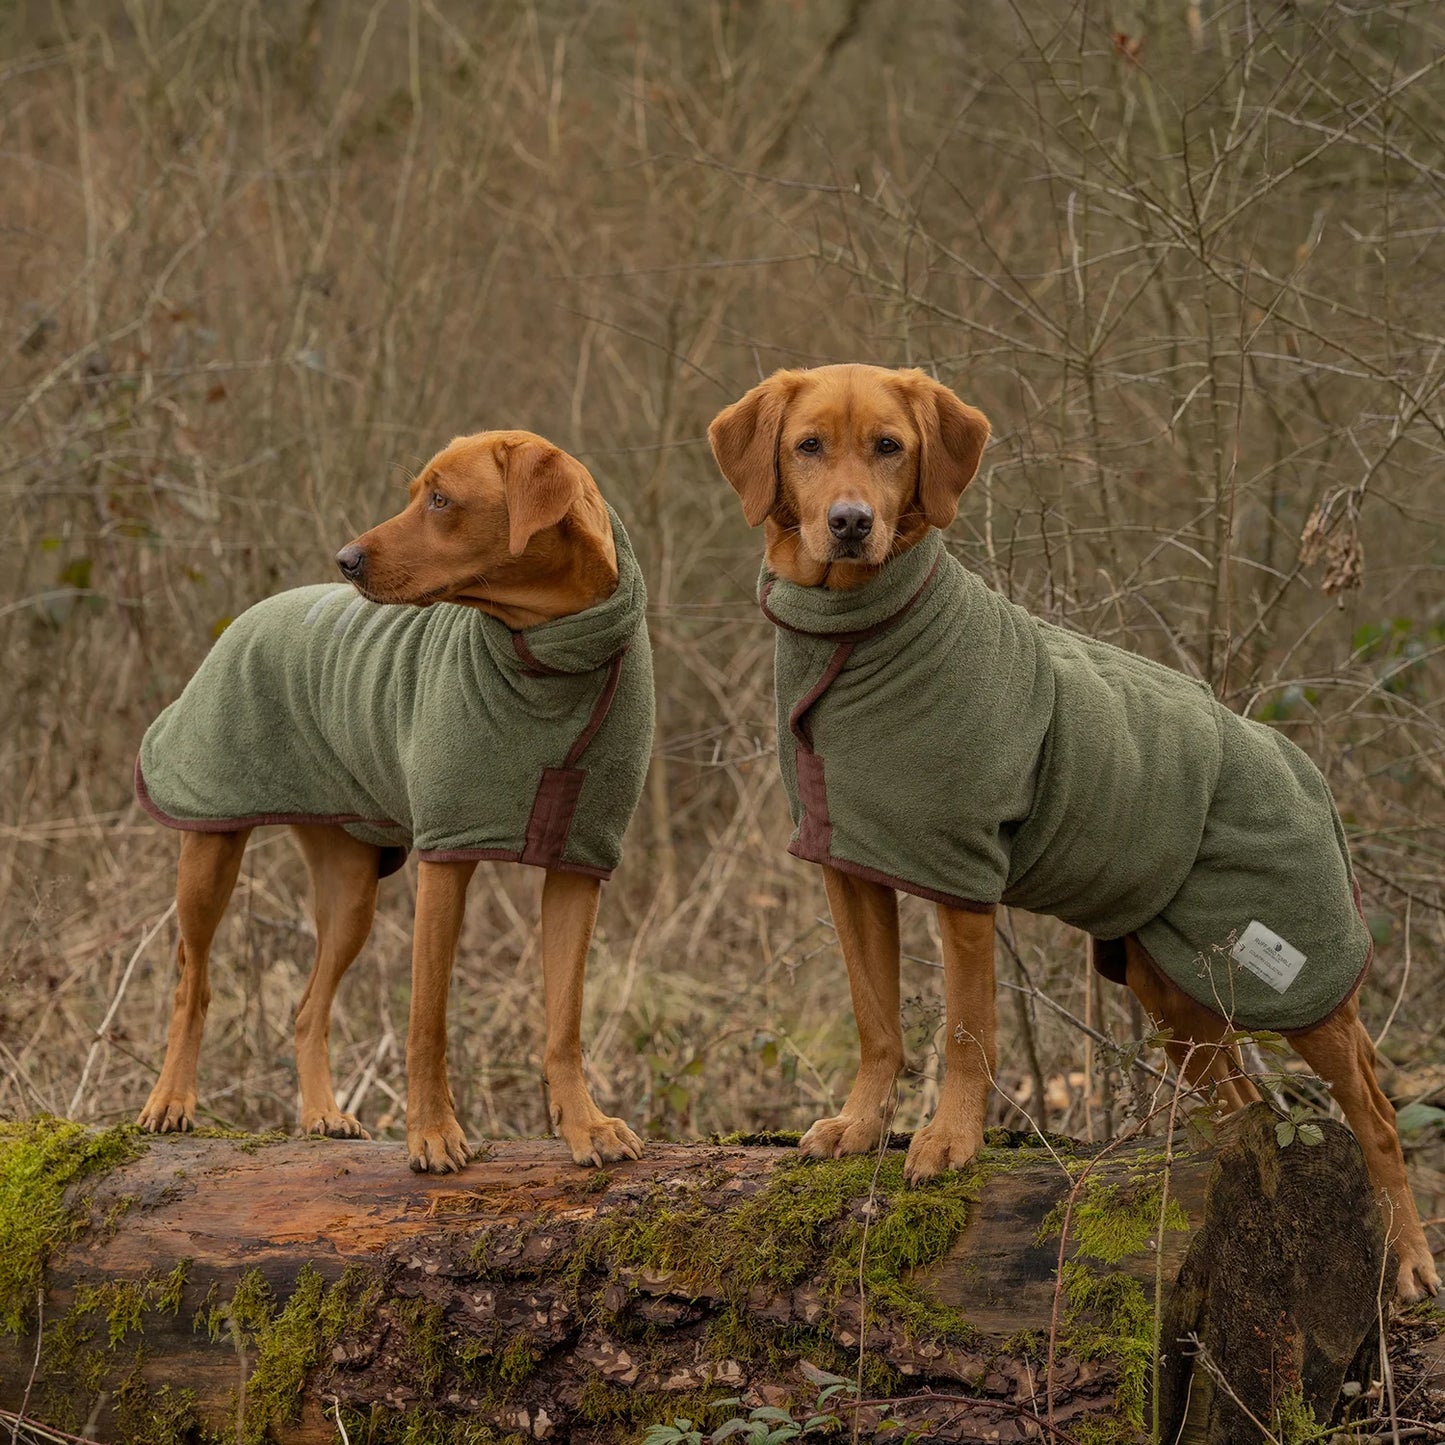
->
(708, 364), (989, 586)
(336, 430), (617, 625)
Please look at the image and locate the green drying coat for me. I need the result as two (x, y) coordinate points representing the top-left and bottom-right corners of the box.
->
(138, 507), (654, 881)
(761, 530), (1371, 1032)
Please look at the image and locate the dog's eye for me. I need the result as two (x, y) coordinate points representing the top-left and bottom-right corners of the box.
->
(876, 437), (900, 455)
(797, 437), (821, 454)
(429, 492), (450, 510)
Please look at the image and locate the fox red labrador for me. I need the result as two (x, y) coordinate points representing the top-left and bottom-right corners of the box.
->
(710, 363), (1438, 1302)
(135, 431), (652, 1173)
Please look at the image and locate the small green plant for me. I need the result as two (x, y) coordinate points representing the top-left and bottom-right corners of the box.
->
(1275, 1105), (1323, 1149)
(642, 1365), (854, 1443)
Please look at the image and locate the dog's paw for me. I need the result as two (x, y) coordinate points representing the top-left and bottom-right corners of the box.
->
(303, 1110), (371, 1141)
(407, 1118), (471, 1174)
(137, 1091), (196, 1134)
(1396, 1248), (1441, 1304)
(561, 1114), (643, 1168)
(903, 1120), (984, 1185)
(799, 1112), (884, 1160)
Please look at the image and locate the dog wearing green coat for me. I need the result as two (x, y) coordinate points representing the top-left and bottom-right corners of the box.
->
(710, 363), (1438, 1302)
(135, 431), (653, 1174)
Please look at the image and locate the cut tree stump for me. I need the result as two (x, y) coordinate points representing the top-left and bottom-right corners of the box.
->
(0, 1105), (1391, 1443)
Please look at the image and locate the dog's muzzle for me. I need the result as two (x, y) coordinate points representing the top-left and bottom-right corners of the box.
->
(826, 501), (874, 558)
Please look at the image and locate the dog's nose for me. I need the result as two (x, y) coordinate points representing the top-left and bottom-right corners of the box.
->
(827, 502), (874, 542)
(335, 543), (366, 580)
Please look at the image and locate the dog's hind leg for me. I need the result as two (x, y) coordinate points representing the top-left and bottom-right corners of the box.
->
(290, 824), (381, 1139)
(1124, 937), (1261, 1111)
(138, 829), (251, 1133)
(1291, 1003), (1440, 1302)
(540, 869), (642, 1166)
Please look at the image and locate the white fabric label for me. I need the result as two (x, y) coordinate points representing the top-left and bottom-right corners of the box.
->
(1231, 920), (1306, 994)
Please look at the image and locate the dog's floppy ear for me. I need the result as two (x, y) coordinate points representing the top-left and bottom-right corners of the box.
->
(904, 372), (990, 531)
(708, 371), (801, 526)
(497, 438), (590, 556)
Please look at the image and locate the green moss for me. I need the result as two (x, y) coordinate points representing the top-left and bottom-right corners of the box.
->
(469, 1224), (499, 1268)
(1031, 1162), (1191, 1440)
(573, 1372), (716, 1436)
(337, 1407), (524, 1445)
(157, 1258), (191, 1315)
(1060, 1261), (1153, 1436)
(39, 1306), (108, 1429)
(238, 1265), (325, 1441)
(577, 1151), (988, 1352)
(1277, 1381), (1329, 1439)
(203, 1263), (384, 1444)
(1276, 1386), (1322, 1444)
(1071, 1417), (1145, 1445)
(75, 1278), (150, 1348)
(0, 1116), (143, 1333)
(399, 1297), (449, 1390)
(317, 1262), (383, 1340)
(497, 1332), (539, 1387)
(713, 1129), (805, 1147)
(705, 1310), (899, 1401)
(41, 1265), (201, 1433)
(190, 1127), (289, 1153)
(69, 1259), (195, 1354)
(207, 1266), (275, 1344)
(102, 1192), (138, 1237)
(192, 1280), (218, 1334)
(1037, 1172), (1189, 1265)
(113, 1362), (218, 1445)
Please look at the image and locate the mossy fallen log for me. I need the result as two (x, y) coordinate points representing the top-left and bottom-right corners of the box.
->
(0, 1107), (1392, 1444)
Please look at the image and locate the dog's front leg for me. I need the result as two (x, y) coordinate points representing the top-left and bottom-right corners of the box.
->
(800, 867), (904, 1159)
(406, 858), (477, 1173)
(540, 870), (643, 1166)
(905, 903), (998, 1184)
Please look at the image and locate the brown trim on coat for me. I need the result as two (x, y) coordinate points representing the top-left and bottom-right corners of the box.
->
(136, 756), (411, 880)
(794, 750), (831, 856)
(564, 651), (628, 766)
(788, 840), (998, 913)
(788, 641), (854, 748)
(415, 843), (612, 879)
(510, 631), (569, 677)
(135, 755), (402, 837)
(520, 766), (587, 868)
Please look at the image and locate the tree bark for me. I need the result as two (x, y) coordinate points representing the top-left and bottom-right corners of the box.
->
(0, 1106), (1391, 1443)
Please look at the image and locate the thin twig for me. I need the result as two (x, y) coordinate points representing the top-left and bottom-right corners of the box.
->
(67, 901), (177, 1119)
(10, 1290), (43, 1445)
